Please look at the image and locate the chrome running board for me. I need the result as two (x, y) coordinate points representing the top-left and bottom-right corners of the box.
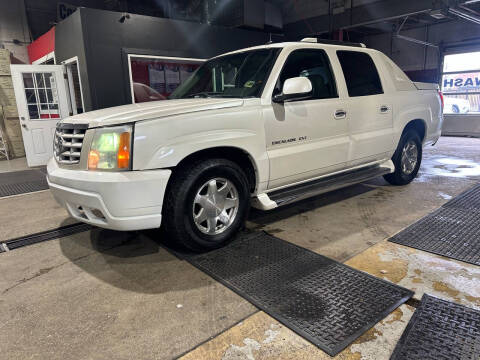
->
(253, 160), (394, 209)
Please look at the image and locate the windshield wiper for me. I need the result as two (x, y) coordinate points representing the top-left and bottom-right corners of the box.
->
(185, 92), (238, 98)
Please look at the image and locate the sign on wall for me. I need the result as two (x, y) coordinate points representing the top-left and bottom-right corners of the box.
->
(57, 2), (77, 22)
(442, 72), (480, 94)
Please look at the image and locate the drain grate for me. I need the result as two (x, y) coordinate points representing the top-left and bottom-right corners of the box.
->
(389, 184), (480, 266)
(182, 231), (413, 356)
(391, 294), (480, 360)
(0, 168), (49, 198)
(2, 223), (92, 251)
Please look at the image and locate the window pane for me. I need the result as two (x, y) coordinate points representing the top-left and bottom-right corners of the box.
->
(277, 49), (337, 100)
(443, 94), (480, 114)
(28, 105), (39, 119)
(35, 73), (45, 88)
(25, 89), (37, 104)
(37, 88), (47, 103)
(442, 72), (480, 94)
(23, 73), (34, 88)
(337, 51), (383, 97)
(46, 89), (53, 103)
(40, 104), (50, 119)
(443, 52), (480, 72)
(44, 73), (52, 88)
(129, 56), (202, 103)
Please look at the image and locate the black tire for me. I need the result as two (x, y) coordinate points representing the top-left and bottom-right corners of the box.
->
(163, 158), (250, 252)
(384, 129), (422, 186)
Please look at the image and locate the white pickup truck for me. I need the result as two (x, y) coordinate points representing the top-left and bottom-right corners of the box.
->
(47, 39), (443, 251)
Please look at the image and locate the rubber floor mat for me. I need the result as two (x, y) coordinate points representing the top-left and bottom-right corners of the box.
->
(443, 183), (480, 212)
(0, 168), (48, 197)
(390, 294), (480, 360)
(183, 232), (413, 356)
(389, 184), (480, 266)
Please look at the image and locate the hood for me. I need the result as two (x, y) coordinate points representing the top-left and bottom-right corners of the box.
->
(62, 98), (245, 128)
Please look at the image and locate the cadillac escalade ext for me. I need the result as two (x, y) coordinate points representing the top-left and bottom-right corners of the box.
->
(47, 38), (443, 251)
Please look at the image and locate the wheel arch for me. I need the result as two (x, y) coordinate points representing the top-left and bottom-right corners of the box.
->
(402, 119), (426, 142)
(169, 146), (259, 194)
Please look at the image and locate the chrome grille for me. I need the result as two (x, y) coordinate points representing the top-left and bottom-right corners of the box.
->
(54, 124), (88, 165)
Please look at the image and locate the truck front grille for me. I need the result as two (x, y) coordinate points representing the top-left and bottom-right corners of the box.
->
(54, 123), (88, 165)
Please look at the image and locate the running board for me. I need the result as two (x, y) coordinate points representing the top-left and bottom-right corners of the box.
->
(253, 160), (394, 209)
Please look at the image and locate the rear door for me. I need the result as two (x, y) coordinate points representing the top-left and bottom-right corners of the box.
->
(10, 65), (70, 167)
(336, 51), (394, 166)
(264, 48), (350, 189)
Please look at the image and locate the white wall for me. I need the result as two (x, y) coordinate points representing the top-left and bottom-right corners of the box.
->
(0, 0), (30, 63)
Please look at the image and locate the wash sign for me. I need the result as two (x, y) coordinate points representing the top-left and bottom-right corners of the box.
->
(442, 72), (480, 93)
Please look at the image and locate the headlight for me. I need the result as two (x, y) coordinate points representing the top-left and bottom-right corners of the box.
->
(88, 125), (132, 171)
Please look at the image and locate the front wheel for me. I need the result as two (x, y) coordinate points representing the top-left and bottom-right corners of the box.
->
(384, 130), (422, 186)
(163, 158), (250, 252)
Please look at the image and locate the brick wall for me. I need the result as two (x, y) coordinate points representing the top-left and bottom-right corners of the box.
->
(0, 49), (25, 159)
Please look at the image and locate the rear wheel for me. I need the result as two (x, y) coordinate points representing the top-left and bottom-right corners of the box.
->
(384, 130), (422, 186)
(163, 158), (250, 252)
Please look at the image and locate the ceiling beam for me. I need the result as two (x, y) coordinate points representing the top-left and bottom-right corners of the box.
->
(284, 0), (436, 39)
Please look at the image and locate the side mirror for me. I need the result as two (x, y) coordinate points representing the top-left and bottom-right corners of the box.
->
(272, 77), (313, 103)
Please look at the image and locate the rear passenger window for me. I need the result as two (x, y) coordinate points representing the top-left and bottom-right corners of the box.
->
(337, 51), (383, 97)
(276, 49), (337, 100)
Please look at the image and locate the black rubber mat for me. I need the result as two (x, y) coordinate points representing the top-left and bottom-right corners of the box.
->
(0, 168), (48, 198)
(444, 183), (480, 212)
(391, 294), (480, 360)
(389, 184), (480, 266)
(2, 223), (91, 251)
(182, 231), (413, 356)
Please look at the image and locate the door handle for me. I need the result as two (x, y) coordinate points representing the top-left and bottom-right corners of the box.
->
(380, 105), (390, 113)
(334, 110), (347, 119)
(21, 123), (28, 130)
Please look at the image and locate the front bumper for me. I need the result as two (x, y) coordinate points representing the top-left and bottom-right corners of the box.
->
(47, 158), (171, 231)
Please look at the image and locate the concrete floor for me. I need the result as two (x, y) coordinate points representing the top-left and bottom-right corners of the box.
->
(0, 157), (29, 173)
(1, 136), (479, 360)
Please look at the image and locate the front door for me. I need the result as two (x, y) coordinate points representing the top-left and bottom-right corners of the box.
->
(264, 48), (350, 189)
(10, 65), (70, 167)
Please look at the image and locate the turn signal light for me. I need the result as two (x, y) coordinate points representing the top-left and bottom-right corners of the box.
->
(117, 132), (131, 169)
(88, 150), (100, 170)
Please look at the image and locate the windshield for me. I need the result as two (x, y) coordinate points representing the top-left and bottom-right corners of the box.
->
(169, 48), (279, 99)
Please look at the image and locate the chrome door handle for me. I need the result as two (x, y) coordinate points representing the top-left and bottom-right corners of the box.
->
(334, 110), (347, 119)
(380, 105), (389, 113)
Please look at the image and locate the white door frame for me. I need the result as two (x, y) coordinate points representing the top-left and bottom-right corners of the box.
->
(61, 56), (85, 114)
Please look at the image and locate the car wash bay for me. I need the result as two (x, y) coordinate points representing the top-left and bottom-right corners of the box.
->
(1, 136), (479, 360)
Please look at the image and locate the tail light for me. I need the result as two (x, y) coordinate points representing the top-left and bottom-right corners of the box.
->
(438, 90), (444, 111)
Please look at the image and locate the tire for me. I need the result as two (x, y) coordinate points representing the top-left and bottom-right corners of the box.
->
(384, 129), (422, 186)
(163, 158), (250, 252)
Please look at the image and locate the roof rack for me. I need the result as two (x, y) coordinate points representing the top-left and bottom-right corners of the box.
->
(300, 37), (366, 48)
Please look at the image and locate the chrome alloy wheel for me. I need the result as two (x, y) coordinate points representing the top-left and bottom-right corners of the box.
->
(192, 178), (239, 235)
(401, 140), (418, 175)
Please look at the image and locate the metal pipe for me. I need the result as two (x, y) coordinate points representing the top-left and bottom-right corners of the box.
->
(448, 7), (480, 25)
(395, 34), (439, 47)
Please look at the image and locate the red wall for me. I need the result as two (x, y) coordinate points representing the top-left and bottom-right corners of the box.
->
(27, 27), (55, 64)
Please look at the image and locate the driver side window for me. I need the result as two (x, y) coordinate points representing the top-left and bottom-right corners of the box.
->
(276, 49), (338, 100)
